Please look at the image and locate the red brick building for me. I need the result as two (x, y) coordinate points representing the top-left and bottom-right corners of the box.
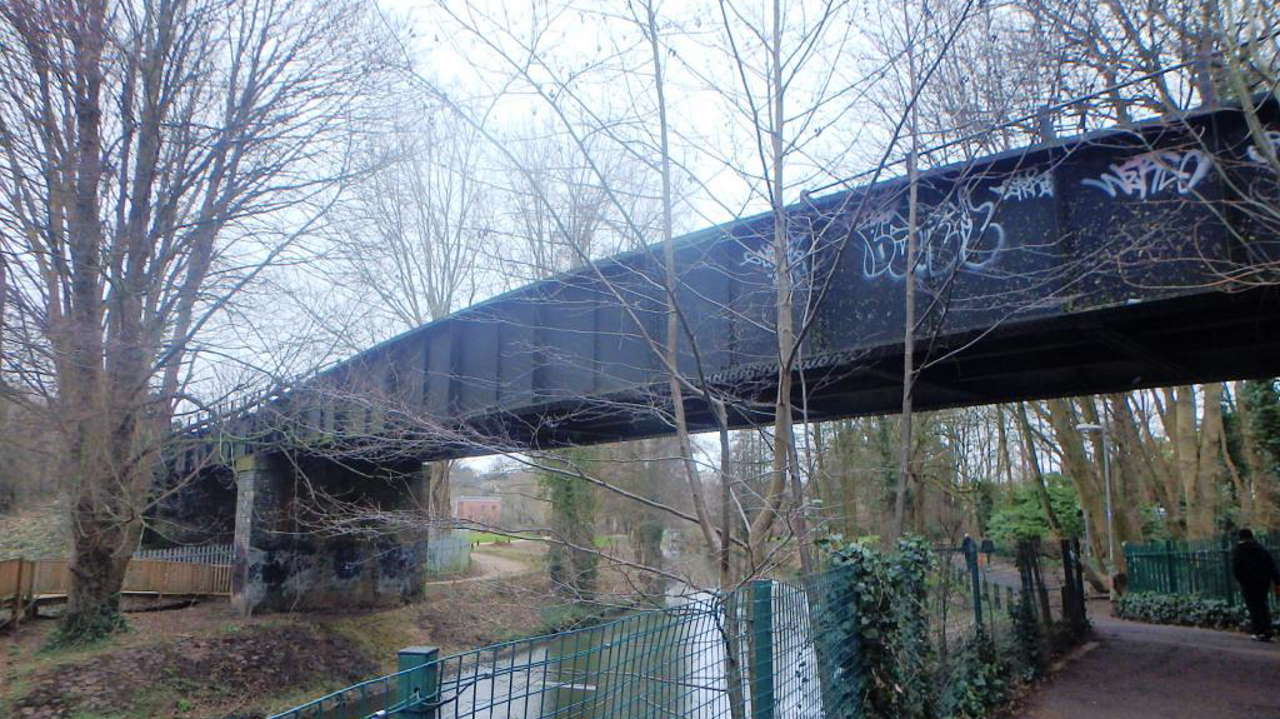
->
(452, 495), (502, 525)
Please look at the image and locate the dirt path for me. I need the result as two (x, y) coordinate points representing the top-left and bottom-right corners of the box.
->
(1015, 610), (1280, 719)
(426, 543), (536, 585)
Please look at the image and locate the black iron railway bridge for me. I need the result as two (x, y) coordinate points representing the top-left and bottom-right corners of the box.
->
(165, 100), (1280, 613)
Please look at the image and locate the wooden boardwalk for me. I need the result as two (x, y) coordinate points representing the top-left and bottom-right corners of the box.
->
(2, 557), (230, 628)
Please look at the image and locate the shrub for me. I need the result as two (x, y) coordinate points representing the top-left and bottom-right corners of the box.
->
(819, 536), (936, 719)
(1007, 591), (1045, 681)
(1114, 592), (1280, 632)
(939, 635), (1010, 719)
(986, 475), (1084, 543)
(815, 536), (1081, 718)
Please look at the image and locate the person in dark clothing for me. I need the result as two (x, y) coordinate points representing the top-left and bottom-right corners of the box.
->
(1231, 528), (1280, 641)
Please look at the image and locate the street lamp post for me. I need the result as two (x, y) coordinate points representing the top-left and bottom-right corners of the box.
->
(1076, 422), (1114, 569)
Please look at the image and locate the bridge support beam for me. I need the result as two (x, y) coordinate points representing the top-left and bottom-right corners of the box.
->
(231, 452), (428, 615)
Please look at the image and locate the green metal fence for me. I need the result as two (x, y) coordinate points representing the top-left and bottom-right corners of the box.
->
(271, 568), (860, 719)
(271, 541), (1078, 719)
(1124, 532), (1280, 604)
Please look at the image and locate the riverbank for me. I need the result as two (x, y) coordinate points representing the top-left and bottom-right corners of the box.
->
(0, 543), (564, 718)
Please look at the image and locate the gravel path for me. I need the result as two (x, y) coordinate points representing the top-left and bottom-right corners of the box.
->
(1015, 609), (1280, 719)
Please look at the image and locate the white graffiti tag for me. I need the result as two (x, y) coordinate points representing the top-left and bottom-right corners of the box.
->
(1245, 130), (1280, 166)
(740, 230), (812, 290)
(740, 239), (806, 271)
(989, 170), (1055, 201)
(857, 187), (1005, 281)
(1081, 149), (1212, 198)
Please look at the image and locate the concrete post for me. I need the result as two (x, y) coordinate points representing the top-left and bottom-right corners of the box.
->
(231, 453), (430, 614)
(231, 453), (269, 616)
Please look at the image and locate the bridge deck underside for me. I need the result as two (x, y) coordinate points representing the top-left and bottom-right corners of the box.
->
(468, 287), (1280, 453)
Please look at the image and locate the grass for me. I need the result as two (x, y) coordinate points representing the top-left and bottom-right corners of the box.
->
(466, 533), (618, 548)
(464, 530), (534, 544)
(324, 605), (422, 672)
(592, 534), (632, 549)
(0, 501), (69, 559)
(6, 615), (377, 719)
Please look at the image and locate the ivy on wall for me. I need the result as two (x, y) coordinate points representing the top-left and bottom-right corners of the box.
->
(817, 536), (1068, 719)
(539, 450), (598, 602)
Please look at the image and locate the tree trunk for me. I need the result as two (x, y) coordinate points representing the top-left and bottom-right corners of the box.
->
(644, 3), (719, 560)
(65, 496), (134, 638)
(1106, 394), (1151, 553)
(996, 404), (1014, 485)
(1047, 399), (1108, 568)
(1016, 402), (1064, 537)
(1174, 386), (1214, 537)
(1143, 389), (1183, 535)
(59, 0), (135, 642)
(748, 0), (805, 569)
(1120, 394), (1170, 509)
(1235, 381), (1279, 528)
(1214, 384), (1251, 527)
(1194, 384), (1225, 535)
(893, 143), (919, 541)
(427, 460), (452, 519)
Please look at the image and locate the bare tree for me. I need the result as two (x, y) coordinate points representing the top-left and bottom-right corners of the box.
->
(424, 0), (740, 585)
(421, 0), (979, 582)
(495, 125), (647, 284)
(331, 106), (489, 330)
(0, 0), (395, 641)
(702, 0), (989, 546)
(326, 98), (494, 518)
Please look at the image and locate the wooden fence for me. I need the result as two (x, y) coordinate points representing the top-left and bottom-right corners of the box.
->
(135, 543), (234, 566)
(2, 556), (232, 622)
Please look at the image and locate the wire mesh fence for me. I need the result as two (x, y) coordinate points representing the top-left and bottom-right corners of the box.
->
(424, 531), (473, 577)
(270, 539), (1085, 719)
(931, 550), (1017, 655)
(1125, 532), (1280, 607)
(269, 570), (859, 719)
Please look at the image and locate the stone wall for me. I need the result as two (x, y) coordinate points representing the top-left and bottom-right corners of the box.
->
(232, 452), (428, 614)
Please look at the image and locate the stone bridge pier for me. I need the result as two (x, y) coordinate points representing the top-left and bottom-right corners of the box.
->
(231, 452), (430, 615)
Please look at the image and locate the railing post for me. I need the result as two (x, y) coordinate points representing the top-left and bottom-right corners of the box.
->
(1059, 539), (1075, 628)
(966, 541), (984, 637)
(398, 646), (440, 718)
(12, 558), (25, 631)
(1165, 540), (1177, 594)
(1060, 537), (1087, 632)
(749, 579), (775, 719)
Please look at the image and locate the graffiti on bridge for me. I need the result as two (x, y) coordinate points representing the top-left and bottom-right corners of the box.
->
(989, 169), (1055, 202)
(1245, 129), (1280, 166)
(742, 128), (1279, 288)
(1081, 148), (1212, 199)
(856, 186), (1005, 282)
(836, 169), (1055, 284)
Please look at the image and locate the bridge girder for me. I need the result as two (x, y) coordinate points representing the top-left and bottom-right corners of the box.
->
(177, 100), (1280, 467)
